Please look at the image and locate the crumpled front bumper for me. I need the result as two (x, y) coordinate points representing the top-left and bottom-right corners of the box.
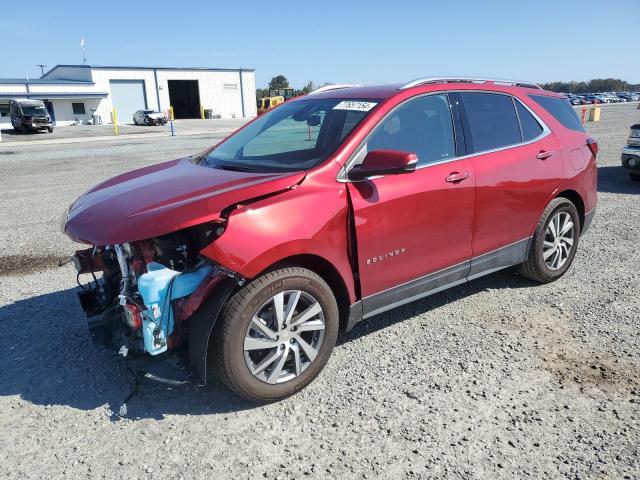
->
(78, 260), (240, 385)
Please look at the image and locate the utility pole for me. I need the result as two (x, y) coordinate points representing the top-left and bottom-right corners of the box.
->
(36, 64), (47, 77)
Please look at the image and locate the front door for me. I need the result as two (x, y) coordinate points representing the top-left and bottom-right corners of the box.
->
(346, 94), (475, 317)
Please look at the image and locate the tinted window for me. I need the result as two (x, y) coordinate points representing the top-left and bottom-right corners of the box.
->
(461, 93), (521, 152)
(515, 100), (543, 141)
(529, 94), (584, 132)
(367, 94), (455, 166)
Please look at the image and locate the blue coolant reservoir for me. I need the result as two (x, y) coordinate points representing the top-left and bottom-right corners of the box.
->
(137, 262), (214, 355)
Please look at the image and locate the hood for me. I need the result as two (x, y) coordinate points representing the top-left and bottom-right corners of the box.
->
(64, 157), (305, 245)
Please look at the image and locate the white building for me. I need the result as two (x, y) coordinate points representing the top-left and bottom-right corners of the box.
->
(0, 64), (256, 126)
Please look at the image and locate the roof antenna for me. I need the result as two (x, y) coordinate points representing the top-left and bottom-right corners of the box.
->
(80, 38), (88, 65)
(36, 64), (47, 77)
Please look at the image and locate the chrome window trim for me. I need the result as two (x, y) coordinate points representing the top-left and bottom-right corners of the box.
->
(337, 90), (551, 183)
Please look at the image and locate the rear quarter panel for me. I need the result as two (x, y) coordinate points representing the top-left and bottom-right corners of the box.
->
(517, 93), (598, 220)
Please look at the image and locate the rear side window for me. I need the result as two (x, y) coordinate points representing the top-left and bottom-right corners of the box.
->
(515, 100), (544, 141)
(461, 93), (521, 152)
(528, 94), (584, 132)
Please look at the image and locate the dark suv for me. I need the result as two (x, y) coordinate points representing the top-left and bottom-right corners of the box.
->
(10, 99), (53, 133)
(62, 77), (598, 402)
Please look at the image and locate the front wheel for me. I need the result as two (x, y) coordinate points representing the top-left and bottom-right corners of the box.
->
(630, 172), (640, 182)
(213, 267), (339, 402)
(47, 127), (53, 133)
(519, 197), (580, 283)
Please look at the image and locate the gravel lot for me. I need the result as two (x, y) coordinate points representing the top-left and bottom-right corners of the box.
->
(0, 104), (638, 480)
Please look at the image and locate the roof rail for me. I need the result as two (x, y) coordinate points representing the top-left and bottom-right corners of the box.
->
(308, 83), (365, 95)
(400, 77), (542, 90)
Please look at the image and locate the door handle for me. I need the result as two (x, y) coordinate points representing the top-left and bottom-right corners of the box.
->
(536, 150), (554, 160)
(445, 171), (470, 183)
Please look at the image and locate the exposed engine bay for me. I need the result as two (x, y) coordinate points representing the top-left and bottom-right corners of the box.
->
(73, 221), (236, 360)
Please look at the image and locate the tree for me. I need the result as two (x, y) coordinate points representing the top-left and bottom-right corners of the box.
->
(301, 81), (316, 95)
(268, 75), (290, 90)
(540, 78), (640, 93)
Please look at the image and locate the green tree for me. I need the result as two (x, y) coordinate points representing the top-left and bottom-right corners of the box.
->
(301, 81), (316, 95)
(268, 75), (290, 90)
(540, 78), (640, 93)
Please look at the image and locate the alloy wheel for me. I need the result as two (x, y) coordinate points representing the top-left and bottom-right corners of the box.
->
(543, 211), (575, 271)
(243, 290), (325, 384)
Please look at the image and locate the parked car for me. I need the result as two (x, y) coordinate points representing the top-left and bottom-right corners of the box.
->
(622, 123), (640, 182)
(566, 94), (582, 105)
(133, 109), (168, 126)
(9, 98), (53, 133)
(61, 78), (598, 402)
(581, 95), (600, 104)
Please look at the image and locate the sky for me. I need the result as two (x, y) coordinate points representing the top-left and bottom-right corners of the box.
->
(1, 0), (638, 88)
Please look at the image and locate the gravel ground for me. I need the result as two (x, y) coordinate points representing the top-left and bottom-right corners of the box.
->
(0, 104), (638, 480)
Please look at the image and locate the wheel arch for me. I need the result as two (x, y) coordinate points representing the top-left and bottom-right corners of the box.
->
(556, 189), (585, 232)
(262, 254), (352, 331)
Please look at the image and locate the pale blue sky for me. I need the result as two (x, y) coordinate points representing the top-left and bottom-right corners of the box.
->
(1, 0), (638, 88)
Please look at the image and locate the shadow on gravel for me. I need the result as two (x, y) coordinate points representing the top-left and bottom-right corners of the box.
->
(0, 269), (537, 419)
(0, 128), (49, 136)
(597, 165), (640, 194)
(0, 287), (253, 420)
(340, 268), (536, 345)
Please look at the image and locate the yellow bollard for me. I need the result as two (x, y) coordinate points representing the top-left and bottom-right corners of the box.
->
(588, 106), (601, 122)
(169, 106), (175, 121)
(200, 105), (205, 120)
(112, 108), (119, 136)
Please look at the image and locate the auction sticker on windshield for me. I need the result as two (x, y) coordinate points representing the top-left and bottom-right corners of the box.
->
(333, 101), (377, 112)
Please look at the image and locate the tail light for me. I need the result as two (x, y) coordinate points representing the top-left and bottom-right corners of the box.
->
(586, 137), (598, 157)
(123, 304), (143, 330)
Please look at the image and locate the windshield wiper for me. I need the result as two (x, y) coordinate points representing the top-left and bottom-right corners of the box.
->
(212, 163), (263, 173)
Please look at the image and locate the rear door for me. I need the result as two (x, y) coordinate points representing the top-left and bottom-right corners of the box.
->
(457, 91), (562, 276)
(347, 93), (475, 316)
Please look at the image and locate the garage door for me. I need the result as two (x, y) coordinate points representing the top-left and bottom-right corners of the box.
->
(109, 80), (147, 124)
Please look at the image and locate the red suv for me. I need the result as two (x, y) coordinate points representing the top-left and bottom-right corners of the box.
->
(63, 77), (598, 402)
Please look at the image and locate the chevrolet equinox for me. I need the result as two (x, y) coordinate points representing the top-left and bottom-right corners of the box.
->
(62, 77), (598, 401)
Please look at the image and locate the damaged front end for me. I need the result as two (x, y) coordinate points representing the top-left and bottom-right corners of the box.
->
(71, 222), (242, 383)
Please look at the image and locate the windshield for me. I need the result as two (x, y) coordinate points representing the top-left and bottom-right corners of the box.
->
(21, 106), (48, 116)
(201, 98), (378, 172)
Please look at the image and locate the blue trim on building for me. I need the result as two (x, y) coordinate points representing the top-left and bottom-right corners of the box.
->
(0, 78), (95, 85)
(42, 64), (255, 78)
(0, 92), (108, 99)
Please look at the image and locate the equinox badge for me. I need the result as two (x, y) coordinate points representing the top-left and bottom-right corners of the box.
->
(366, 248), (407, 265)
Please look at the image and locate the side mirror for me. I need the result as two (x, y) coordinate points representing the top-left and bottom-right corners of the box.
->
(348, 149), (418, 180)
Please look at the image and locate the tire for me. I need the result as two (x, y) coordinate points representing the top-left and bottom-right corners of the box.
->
(519, 197), (580, 283)
(213, 267), (339, 402)
(144, 117), (152, 126)
(47, 127), (53, 133)
(630, 173), (640, 182)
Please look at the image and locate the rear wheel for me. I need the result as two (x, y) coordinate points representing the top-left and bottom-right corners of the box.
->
(519, 197), (580, 283)
(630, 172), (640, 182)
(214, 267), (339, 402)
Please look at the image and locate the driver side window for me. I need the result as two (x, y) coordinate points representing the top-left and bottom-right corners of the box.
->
(367, 94), (456, 166)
